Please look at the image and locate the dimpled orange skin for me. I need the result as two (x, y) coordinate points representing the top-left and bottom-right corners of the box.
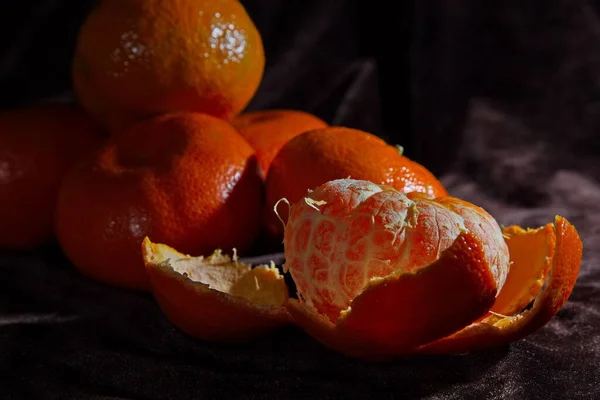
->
(232, 109), (328, 177)
(55, 112), (263, 291)
(283, 179), (510, 323)
(265, 127), (449, 239)
(73, 0), (264, 132)
(0, 106), (103, 250)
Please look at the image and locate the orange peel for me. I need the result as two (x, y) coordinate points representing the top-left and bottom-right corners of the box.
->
(490, 224), (555, 316)
(142, 237), (290, 342)
(417, 215), (582, 354)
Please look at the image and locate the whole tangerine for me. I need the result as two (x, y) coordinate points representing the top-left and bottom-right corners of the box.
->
(264, 127), (448, 239)
(0, 106), (103, 250)
(72, 0), (265, 132)
(55, 112), (263, 290)
(232, 109), (328, 177)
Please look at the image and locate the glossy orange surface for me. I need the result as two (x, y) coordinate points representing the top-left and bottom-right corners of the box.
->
(73, 0), (264, 132)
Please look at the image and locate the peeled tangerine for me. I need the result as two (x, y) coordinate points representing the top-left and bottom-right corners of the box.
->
(284, 179), (582, 359)
(142, 178), (582, 359)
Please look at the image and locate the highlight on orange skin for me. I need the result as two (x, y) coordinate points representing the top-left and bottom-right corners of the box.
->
(231, 109), (328, 177)
(73, 0), (265, 132)
(142, 237), (290, 342)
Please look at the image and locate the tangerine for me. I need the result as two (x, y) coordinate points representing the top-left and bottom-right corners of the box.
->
(232, 109), (328, 177)
(0, 106), (102, 250)
(283, 179), (509, 323)
(73, 0), (264, 132)
(55, 112), (263, 290)
(283, 179), (582, 359)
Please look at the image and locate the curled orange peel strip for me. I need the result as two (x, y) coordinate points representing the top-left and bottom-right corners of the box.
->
(287, 231), (498, 360)
(141, 237), (290, 342)
(417, 215), (582, 355)
(490, 224), (554, 316)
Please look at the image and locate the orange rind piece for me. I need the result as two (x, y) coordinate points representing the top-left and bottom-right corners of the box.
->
(417, 215), (582, 354)
(490, 224), (555, 316)
(142, 237), (290, 342)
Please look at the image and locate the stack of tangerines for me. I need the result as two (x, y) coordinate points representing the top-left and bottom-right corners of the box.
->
(0, 0), (582, 360)
(0, 0), (447, 290)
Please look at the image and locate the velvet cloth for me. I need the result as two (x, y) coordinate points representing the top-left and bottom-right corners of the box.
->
(1, 1), (599, 398)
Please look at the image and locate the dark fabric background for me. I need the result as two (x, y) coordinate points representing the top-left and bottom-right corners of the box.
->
(1, 0), (599, 399)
